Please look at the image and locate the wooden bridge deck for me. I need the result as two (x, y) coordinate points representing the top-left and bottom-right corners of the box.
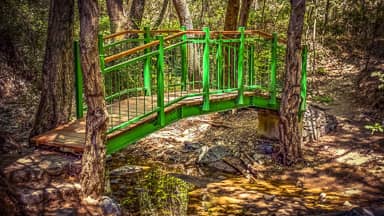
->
(31, 91), (262, 153)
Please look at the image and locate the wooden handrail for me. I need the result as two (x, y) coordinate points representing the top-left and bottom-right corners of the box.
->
(104, 29), (287, 63)
(104, 31), (187, 63)
(104, 29), (182, 40)
(104, 30), (144, 40)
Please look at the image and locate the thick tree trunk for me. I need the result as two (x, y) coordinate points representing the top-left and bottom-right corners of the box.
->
(106, 0), (127, 33)
(128, 0), (146, 29)
(223, 0), (240, 88)
(239, 0), (253, 28)
(30, 0), (74, 137)
(224, 0), (240, 30)
(78, 0), (108, 201)
(277, 0), (306, 166)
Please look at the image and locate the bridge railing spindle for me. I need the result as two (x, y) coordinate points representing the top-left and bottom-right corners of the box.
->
(237, 27), (245, 105)
(202, 27), (210, 111)
(156, 35), (165, 127)
(144, 26), (152, 96)
(73, 40), (84, 119)
(269, 32), (278, 106)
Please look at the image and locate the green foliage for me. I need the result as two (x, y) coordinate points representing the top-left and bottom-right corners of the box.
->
(371, 71), (384, 90)
(364, 123), (384, 134)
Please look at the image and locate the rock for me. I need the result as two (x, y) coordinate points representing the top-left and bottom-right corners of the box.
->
(18, 188), (44, 204)
(110, 165), (148, 177)
(56, 208), (77, 216)
(46, 160), (69, 176)
(10, 168), (30, 183)
(44, 187), (60, 201)
(58, 183), (78, 201)
(252, 153), (265, 161)
(197, 145), (237, 173)
(183, 141), (201, 152)
(302, 105), (337, 143)
(296, 180), (304, 188)
(197, 145), (232, 164)
(319, 192), (327, 203)
(263, 194), (275, 201)
(100, 196), (121, 216)
(206, 161), (238, 173)
(343, 201), (353, 207)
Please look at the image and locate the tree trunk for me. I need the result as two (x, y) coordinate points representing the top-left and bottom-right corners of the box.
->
(224, 0), (240, 30)
(277, 0), (306, 166)
(223, 0), (240, 88)
(239, 0), (253, 28)
(172, 0), (201, 87)
(323, 0), (330, 34)
(128, 0), (146, 29)
(30, 0), (74, 138)
(172, 0), (193, 29)
(106, 0), (127, 33)
(153, 0), (169, 29)
(78, 0), (108, 201)
(261, 0), (267, 30)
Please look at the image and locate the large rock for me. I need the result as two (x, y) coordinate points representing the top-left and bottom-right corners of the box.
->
(302, 105), (337, 143)
(100, 196), (121, 216)
(197, 145), (237, 173)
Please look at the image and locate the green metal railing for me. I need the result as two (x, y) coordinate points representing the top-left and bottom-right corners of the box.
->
(73, 27), (308, 149)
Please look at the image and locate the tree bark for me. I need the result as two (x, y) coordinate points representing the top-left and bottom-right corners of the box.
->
(323, 0), (330, 34)
(78, 0), (108, 200)
(30, 0), (74, 137)
(128, 0), (146, 29)
(106, 0), (127, 33)
(153, 0), (169, 29)
(239, 0), (253, 28)
(224, 0), (240, 30)
(172, 0), (201, 86)
(172, 0), (193, 29)
(277, 0), (306, 166)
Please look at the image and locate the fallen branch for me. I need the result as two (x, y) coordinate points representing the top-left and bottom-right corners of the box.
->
(222, 156), (257, 183)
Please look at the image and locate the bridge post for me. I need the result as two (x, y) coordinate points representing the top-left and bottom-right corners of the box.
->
(156, 35), (165, 127)
(237, 27), (245, 105)
(202, 27), (210, 111)
(269, 32), (278, 106)
(144, 26), (152, 96)
(248, 44), (255, 87)
(181, 26), (188, 91)
(73, 40), (84, 119)
(217, 33), (223, 90)
(300, 45), (308, 115)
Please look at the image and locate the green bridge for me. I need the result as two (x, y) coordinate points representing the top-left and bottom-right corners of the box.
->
(32, 27), (308, 155)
